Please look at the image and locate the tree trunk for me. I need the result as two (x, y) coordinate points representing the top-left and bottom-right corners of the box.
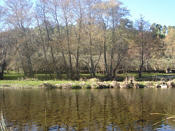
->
(138, 48), (144, 78)
(112, 54), (122, 78)
(36, 17), (48, 63)
(89, 31), (96, 77)
(109, 14), (115, 78)
(25, 40), (34, 77)
(65, 17), (73, 78)
(75, 0), (83, 79)
(139, 64), (143, 78)
(109, 48), (114, 78)
(76, 37), (80, 78)
(26, 54), (33, 77)
(0, 60), (6, 80)
(103, 25), (108, 76)
(138, 34), (144, 78)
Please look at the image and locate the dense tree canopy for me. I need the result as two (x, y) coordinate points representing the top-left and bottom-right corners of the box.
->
(0, 0), (173, 79)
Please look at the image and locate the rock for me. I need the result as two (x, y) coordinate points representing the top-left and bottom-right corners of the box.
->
(97, 82), (113, 89)
(170, 82), (175, 88)
(135, 84), (146, 88)
(61, 83), (73, 89)
(91, 83), (98, 89)
(126, 83), (135, 88)
(80, 82), (91, 89)
(41, 82), (57, 89)
(82, 84), (91, 89)
(157, 83), (168, 88)
(110, 81), (119, 88)
(55, 84), (63, 89)
(87, 78), (100, 83)
(146, 82), (155, 88)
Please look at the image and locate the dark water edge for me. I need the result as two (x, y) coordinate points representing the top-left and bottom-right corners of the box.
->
(0, 88), (175, 131)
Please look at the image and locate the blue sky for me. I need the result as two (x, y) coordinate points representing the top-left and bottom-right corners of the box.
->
(120, 0), (175, 26)
(0, 0), (174, 26)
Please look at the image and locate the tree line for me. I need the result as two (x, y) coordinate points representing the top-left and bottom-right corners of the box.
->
(0, 0), (174, 79)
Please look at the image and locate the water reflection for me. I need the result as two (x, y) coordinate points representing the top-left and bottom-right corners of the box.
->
(0, 89), (175, 131)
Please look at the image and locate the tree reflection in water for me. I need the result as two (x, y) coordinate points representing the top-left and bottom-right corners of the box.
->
(0, 89), (175, 131)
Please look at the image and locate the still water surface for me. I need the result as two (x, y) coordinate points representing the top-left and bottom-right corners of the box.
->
(0, 88), (175, 131)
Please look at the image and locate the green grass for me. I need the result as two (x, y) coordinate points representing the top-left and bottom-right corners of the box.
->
(1, 72), (175, 88)
(3, 72), (105, 80)
(117, 72), (175, 77)
(4, 73), (24, 80)
(117, 72), (175, 81)
(4, 72), (175, 81)
(0, 72), (148, 80)
(0, 80), (76, 87)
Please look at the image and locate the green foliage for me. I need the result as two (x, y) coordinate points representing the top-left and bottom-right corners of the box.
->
(151, 23), (167, 39)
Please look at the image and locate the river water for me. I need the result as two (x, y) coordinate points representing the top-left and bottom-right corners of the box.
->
(0, 88), (175, 131)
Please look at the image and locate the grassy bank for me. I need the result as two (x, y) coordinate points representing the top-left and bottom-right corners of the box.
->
(0, 78), (174, 89)
(1, 72), (175, 88)
(0, 80), (73, 87)
(3, 72), (175, 81)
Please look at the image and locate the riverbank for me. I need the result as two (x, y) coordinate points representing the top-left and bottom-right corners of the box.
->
(3, 72), (175, 81)
(0, 78), (175, 89)
(1, 72), (175, 89)
(0, 80), (71, 88)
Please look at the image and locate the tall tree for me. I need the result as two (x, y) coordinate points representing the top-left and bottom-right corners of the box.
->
(73, 0), (84, 78)
(95, 0), (128, 78)
(60, 0), (74, 78)
(4, 0), (34, 77)
(136, 17), (147, 78)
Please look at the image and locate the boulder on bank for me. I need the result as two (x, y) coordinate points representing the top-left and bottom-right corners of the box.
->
(96, 82), (113, 89)
(57, 83), (83, 89)
(91, 80), (120, 89)
(40, 80), (120, 89)
(157, 82), (168, 88)
(110, 81), (120, 88)
(120, 81), (147, 88)
(135, 84), (146, 88)
(55, 83), (73, 89)
(125, 83), (135, 88)
(166, 81), (175, 88)
(171, 82), (175, 88)
(41, 82), (58, 89)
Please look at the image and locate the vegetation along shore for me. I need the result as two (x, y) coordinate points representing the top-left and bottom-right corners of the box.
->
(1, 73), (175, 89)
